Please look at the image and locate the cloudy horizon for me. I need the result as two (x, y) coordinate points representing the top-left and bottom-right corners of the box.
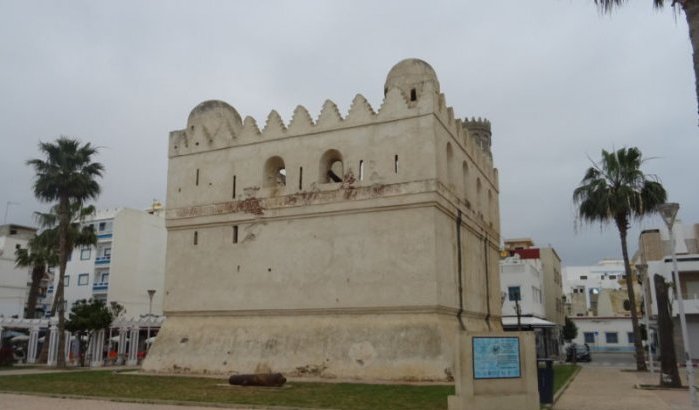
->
(1, 1), (697, 266)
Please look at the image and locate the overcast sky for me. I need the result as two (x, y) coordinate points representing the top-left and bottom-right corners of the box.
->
(1, 1), (697, 266)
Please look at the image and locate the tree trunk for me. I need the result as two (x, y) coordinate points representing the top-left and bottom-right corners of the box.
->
(655, 274), (682, 387)
(684, 1), (699, 123)
(617, 220), (647, 371)
(56, 197), (69, 368)
(37, 284), (61, 364)
(24, 265), (44, 319)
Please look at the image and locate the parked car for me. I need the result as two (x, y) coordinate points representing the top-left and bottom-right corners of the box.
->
(565, 343), (591, 362)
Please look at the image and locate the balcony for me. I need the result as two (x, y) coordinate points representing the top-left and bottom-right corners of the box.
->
(97, 233), (113, 240)
(95, 256), (111, 265)
(673, 297), (699, 316)
(92, 281), (109, 293)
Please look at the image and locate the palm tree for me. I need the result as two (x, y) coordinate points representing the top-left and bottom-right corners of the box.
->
(15, 231), (58, 319)
(573, 147), (666, 371)
(594, 0), (699, 121)
(32, 204), (98, 364)
(27, 137), (103, 367)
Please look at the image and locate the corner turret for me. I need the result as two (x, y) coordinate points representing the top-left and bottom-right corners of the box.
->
(462, 117), (492, 157)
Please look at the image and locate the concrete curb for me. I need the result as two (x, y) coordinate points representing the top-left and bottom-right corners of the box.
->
(0, 390), (331, 410)
(553, 365), (582, 405)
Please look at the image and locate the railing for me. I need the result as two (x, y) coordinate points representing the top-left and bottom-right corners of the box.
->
(93, 282), (109, 292)
(97, 233), (113, 240)
(95, 256), (111, 265)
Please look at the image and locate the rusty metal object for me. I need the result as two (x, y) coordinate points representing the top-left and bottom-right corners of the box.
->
(228, 373), (286, 387)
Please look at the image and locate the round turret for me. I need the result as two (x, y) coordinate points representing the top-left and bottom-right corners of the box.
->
(187, 100), (242, 130)
(384, 58), (440, 99)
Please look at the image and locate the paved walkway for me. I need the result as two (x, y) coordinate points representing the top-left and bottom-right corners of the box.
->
(556, 367), (696, 410)
(0, 393), (263, 410)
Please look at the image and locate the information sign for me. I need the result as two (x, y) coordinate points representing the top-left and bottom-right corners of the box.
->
(472, 336), (521, 379)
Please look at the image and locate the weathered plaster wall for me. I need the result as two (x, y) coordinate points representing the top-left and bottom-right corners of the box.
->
(146, 59), (502, 380)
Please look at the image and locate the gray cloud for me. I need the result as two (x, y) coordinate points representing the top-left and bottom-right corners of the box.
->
(1, 1), (696, 265)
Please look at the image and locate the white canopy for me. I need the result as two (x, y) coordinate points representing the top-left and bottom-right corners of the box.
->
(501, 316), (558, 328)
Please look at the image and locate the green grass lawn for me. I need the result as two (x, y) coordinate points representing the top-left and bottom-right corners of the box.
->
(553, 364), (579, 393)
(0, 371), (454, 410)
(0, 365), (579, 409)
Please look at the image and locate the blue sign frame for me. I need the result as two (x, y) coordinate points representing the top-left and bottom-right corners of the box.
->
(472, 336), (521, 379)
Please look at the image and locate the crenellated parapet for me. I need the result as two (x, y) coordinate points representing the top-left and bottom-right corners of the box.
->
(168, 58), (497, 185)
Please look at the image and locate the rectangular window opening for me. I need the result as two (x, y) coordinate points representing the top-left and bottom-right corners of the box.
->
(196, 169), (200, 186)
(507, 286), (521, 302)
(583, 332), (595, 344)
(394, 155), (399, 173)
(193, 231), (198, 245)
(233, 225), (239, 244)
(299, 167), (303, 190)
(233, 175), (237, 198)
(605, 332), (618, 344)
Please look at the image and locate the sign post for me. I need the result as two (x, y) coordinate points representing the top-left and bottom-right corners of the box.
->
(448, 332), (539, 410)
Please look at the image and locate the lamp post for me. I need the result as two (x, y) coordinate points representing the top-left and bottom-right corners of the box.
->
(147, 289), (156, 317)
(146, 289), (156, 348)
(658, 202), (697, 407)
(636, 263), (654, 375)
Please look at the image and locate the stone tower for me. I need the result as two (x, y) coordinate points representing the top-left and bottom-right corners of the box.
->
(144, 58), (502, 381)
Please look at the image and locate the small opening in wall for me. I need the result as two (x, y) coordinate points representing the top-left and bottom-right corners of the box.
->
(394, 155), (399, 173)
(174, 145), (178, 149)
(384, 87), (388, 96)
(233, 225), (238, 244)
(410, 88), (417, 101)
(193, 231), (198, 245)
(299, 166), (303, 190)
(233, 175), (237, 199)
(359, 160), (364, 181)
(195, 142), (199, 146)
(264, 156), (287, 187)
(195, 169), (200, 186)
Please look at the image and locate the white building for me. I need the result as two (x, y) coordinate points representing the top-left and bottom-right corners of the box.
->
(46, 206), (166, 318)
(0, 224), (36, 318)
(499, 238), (564, 358)
(563, 259), (626, 314)
(638, 220), (699, 359)
(569, 317), (635, 352)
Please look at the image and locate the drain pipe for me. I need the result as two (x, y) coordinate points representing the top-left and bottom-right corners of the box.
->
(483, 233), (492, 331)
(456, 210), (465, 330)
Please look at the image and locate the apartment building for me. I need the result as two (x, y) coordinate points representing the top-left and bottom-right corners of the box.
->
(0, 224), (36, 317)
(499, 238), (564, 357)
(638, 220), (699, 358)
(46, 206), (166, 318)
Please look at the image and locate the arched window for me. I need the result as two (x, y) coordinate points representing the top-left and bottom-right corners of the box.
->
(487, 189), (493, 225)
(319, 149), (343, 183)
(264, 156), (286, 187)
(446, 143), (454, 188)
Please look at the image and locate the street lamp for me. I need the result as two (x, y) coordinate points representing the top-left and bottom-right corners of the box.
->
(636, 263), (654, 375)
(658, 202), (697, 407)
(146, 289), (156, 348)
(147, 289), (156, 317)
